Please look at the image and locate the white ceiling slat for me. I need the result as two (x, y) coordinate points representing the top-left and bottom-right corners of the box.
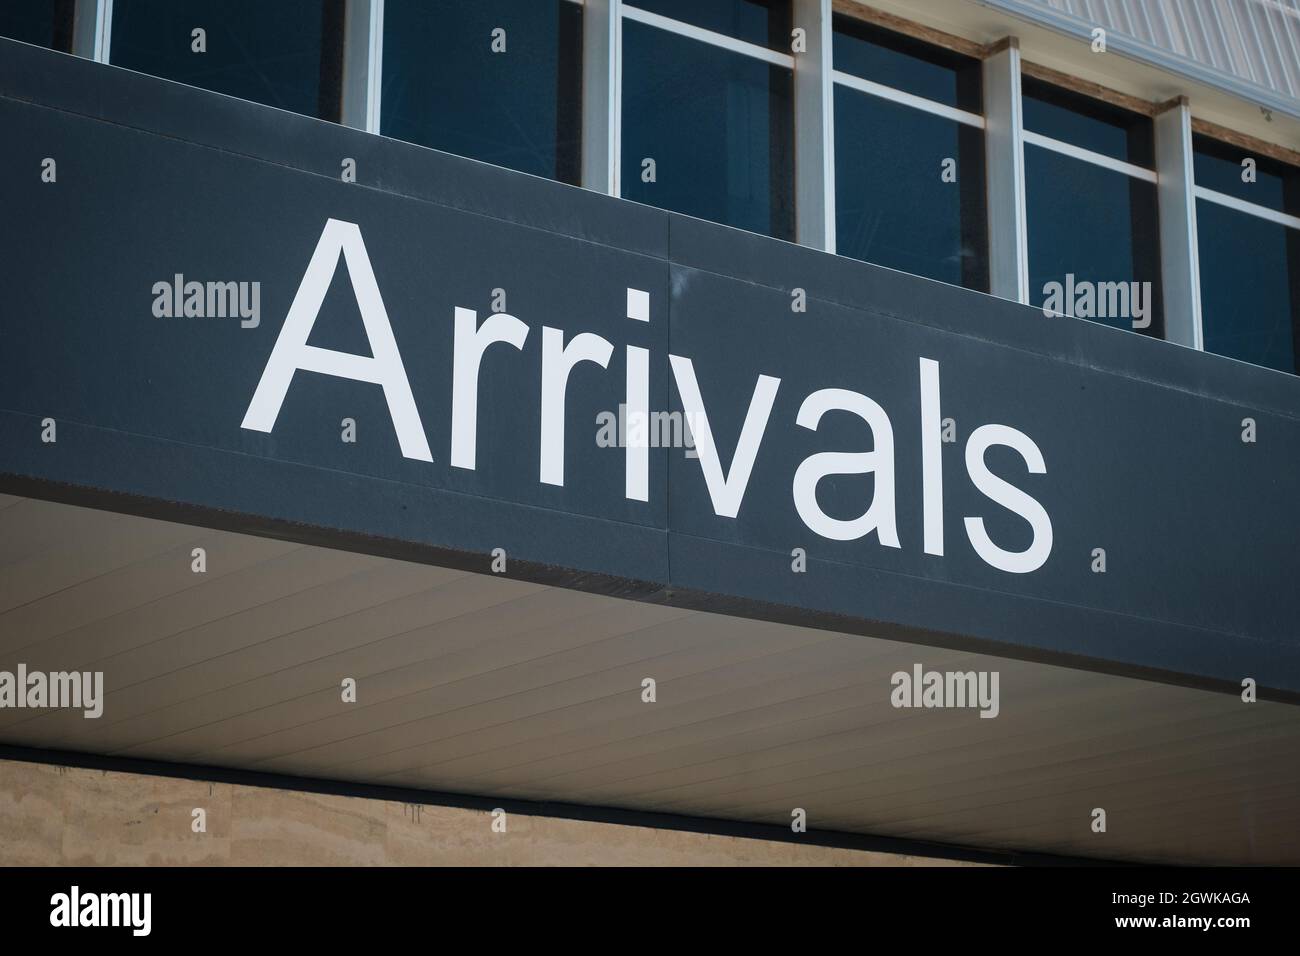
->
(0, 531), (298, 660)
(116, 585), (647, 760)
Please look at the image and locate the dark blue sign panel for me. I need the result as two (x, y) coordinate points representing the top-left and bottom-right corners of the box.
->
(2, 41), (1298, 696)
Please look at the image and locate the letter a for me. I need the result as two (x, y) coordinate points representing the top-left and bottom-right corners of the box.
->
(241, 219), (433, 461)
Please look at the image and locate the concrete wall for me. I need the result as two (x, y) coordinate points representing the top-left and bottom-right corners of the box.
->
(0, 758), (980, 866)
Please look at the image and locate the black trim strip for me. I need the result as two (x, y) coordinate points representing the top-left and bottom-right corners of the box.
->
(0, 743), (1124, 867)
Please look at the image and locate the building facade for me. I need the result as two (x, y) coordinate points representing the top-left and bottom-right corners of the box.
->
(1, 0), (1299, 866)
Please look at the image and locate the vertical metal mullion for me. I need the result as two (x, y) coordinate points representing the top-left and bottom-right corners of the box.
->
(97, 0), (111, 61)
(341, 0), (383, 133)
(1154, 96), (1204, 349)
(793, 0), (835, 253)
(72, 0), (111, 62)
(367, 0), (383, 134)
(582, 0), (621, 195)
(982, 37), (1029, 304)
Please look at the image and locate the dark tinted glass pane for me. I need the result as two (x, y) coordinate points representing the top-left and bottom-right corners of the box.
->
(1022, 76), (1153, 167)
(1193, 135), (1300, 215)
(110, 0), (344, 120)
(1026, 145), (1163, 335)
(832, 15), (981, 112)
(1197, 200), (1300, 374)
(622, 20), (794, 239)
(0, 0), (73, 51)
(835, 87), (986, 289)
(382, 0), (582, 185)
(630, 0), (790, 50)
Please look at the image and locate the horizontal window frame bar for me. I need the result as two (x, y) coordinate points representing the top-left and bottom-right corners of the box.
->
(1194, 185), (1300, 231)
(1023, 129), (1158, 183)
(621, 4), (795, 68)
(832, 70), (984, 128)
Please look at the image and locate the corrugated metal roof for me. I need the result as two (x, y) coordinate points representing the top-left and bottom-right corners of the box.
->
(984, 0), (1300, 114)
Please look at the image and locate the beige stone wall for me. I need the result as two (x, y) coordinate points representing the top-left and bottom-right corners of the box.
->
(0, 757), (981, 866)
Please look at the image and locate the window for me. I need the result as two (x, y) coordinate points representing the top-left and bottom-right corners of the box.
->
(1022, 77), (1162, 337)
(620, 1), (795, 240)
(110, 0), (346, 121)
(1194, 136), (1300, 374)
(832, 16), (987, 291)
(381, 0), (582, 185)
(0, 0), (74, 52)
(86, 0), (1300, 378)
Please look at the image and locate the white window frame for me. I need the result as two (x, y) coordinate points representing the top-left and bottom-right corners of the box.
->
(621, 4), (794, 69)
(61, 0), (1300, 373)
(342, 0), (383, 132)
(1194, 184), (1300, 231)
(1019, 81), (1167, 330)
(613, 1), (798, 245)
(1021, 128), (1157, 183)
(1190, 149), (1300, 366)
(72, 0), (111, 61)
(1154, 98), (1202, 350)
(831, 69), (984, 129)
(828, 19), (989, 287)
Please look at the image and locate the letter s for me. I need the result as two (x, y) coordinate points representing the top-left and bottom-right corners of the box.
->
(963, 424), (1052, 573)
